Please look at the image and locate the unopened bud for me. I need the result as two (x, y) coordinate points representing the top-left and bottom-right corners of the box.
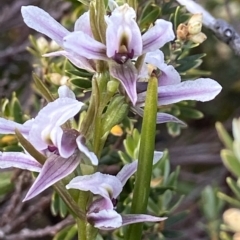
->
(107, 79), (119, 93)
(177, 23), (188, 41)
(223, 208), (240, 232)
(188, 32), (207, 44)
(188, 13), (203, 35)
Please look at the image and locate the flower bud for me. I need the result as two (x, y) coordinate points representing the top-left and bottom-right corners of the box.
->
(223, 208), (240, 232)
(188, 13), (203, 35)
(188, 32), (207, 44)
(177, 23), (188, 41)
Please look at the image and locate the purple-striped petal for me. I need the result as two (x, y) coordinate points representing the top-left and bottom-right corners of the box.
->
(121, 214), (167, 226)
(0, 118), (31, 135)
(116, 151), (163, 186)
(74, 11), (92, 37)
(58, 129), (79, 158)
(21, 6), (70, 47)
(43, 51), (96, 73)
(142, 19), (175, 53)
(156, 113), (187, 125)
(87, 209), (122, 230)
(63, 32), (108, 61)
(109, 60), (138, 105)
(28, 98), (84, 151)
(66, 172), (122, 199)
(137, 78), (222, 106)
(0, 152), (42, 172)
(24, 153), (79, 201)
(76, 136), (98, 166)
(105, 4), (142, 58)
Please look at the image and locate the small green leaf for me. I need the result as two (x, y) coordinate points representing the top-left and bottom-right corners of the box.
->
(70, 78), (92, 89)
(180, 106), (203, 119)
(221, 149), (240, 177)
(216, 122), (233, 150)
(33, 73), (55, 102)
(167, 122), (181, 137)
(217, 192), (240, 208)
(226, 177), (240, 200)
(10, 93), (23, 123)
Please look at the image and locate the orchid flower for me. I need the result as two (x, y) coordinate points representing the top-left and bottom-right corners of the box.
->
(66, 151), (166, 230)
(135, 49), (222, 123)
(21, 4), (175, 105)
(63, 4), (175, 105)
(0, 86), (98, 201)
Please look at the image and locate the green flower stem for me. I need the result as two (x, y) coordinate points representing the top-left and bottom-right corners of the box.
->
(77, 190), (89, 240)
(125, 76), (158, 240)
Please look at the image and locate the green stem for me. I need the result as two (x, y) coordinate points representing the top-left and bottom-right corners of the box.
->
(77, 191), (89, 240)
(125, 76), (158, 240)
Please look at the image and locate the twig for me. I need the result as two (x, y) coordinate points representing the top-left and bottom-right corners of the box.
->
(2, 216), (75, 240)
(175, 0), (240, 56)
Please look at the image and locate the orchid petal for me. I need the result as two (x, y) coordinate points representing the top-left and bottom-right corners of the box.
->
(0, 118), (31, 135)
(24, 153), (79, 201)
(76, 136), (98, 166)
(88, 197), (114, 213)
(21, 6), (69, 47)
(109, 60), (138, 105)
(145, 50), (181, 86)
(106, 4), (142, 58)
(137, 78), (222, 106)
(0, 152), (42, 172)
(63, 32), (108, 61)
(43, 50), (96, 73)
(66, 172), (122, 199)
(74, 11), (92, 37)
(58, 85), (76, 99)
(156, 113), (187, 125)
(29, 98), (84, 151)
(142, 19), (175, 53)
(87, 209), (122, 230)
(121, 214), (167, 226)
(132, 106), (185, 125)
(116, 151), (163, 186)
(58, 129), (79, 158)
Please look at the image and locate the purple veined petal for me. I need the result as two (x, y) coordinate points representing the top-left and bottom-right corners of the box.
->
(74, 11), (92, 37)
(156, 112), (187, 126)
(24, 153), (79, 201)
(0, 118), (31, 135)
(0, 152), (42, 172)
(58, 85), (76, 99)
(87, 209), (122, 230)
(43, 50), (96, 73)
(21, 6), (70, 47)
(142, 19), (175, 53)
(66, 172), (123, 199)
(58, 129), (79, 158)
(28, 98), (84, 151)
(88, 197), (114, 213)
(109, 60), (138, 105)
(121, 214), (167, 227)
(76, 136), (98, 166)
(116, 151), (163, 186)
(157, 78), (222, 105)
(106, 4), (142, 58)
(145, 50), (181, 86)
(63, 32), (108, 61)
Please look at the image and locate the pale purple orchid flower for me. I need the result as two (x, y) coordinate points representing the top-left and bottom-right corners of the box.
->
(66, 151), (166, 230)
(135, 49), (222, 124)
(0, 86), (98, 201)
(62, 4), (175, 105)
(21, 4), (175, 106)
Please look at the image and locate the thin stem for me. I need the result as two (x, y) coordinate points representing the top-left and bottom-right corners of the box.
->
(125, 76), (158, 240)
